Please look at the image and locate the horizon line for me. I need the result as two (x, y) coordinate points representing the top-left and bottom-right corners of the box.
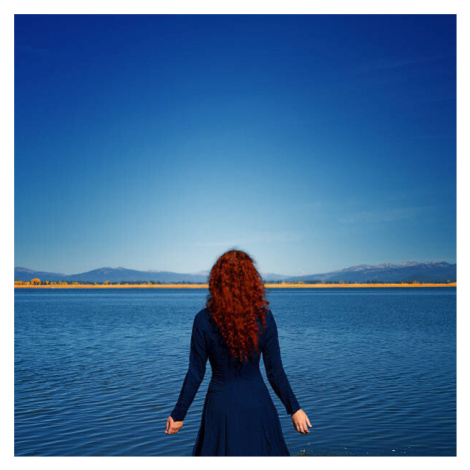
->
(14, 259), (457, 277)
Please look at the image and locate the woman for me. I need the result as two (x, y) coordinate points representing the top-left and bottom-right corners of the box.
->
(165, 249), (311, 456)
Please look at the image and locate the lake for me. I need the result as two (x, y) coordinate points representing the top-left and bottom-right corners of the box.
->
(14, 287), (456, 456)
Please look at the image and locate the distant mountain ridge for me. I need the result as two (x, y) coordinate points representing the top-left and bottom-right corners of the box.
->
(283, 261), (456, 283)
(14, 261), (456, 283)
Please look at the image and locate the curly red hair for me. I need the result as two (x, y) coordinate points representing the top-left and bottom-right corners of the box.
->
(206, 249), (269, 362)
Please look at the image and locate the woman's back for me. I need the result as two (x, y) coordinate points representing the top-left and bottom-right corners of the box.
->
(170, 308), (301, 455)
(167, 248), (309, 455)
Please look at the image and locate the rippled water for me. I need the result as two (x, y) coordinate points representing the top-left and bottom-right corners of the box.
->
(15, 287), (456, 456)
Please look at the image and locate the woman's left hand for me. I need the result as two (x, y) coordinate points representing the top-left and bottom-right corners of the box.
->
(165, 416), (183, 435)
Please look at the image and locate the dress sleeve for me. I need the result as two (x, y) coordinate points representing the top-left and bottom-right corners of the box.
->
(170, 313), (208, 422)
(262, 311), (301, 416)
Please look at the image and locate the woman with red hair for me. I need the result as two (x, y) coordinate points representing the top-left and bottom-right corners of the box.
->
(166, 249), (311, 456)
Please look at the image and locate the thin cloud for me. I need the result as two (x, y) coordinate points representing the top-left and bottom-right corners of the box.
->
(192, 230), (304, 248)
(355, 53), (452, 73)
(337, 206), (430, 225)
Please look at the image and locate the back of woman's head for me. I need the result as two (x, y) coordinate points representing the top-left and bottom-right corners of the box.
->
(206, 249), (269, 362)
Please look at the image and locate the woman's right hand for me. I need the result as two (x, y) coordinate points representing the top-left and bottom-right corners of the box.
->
(291, 409), (312, 434)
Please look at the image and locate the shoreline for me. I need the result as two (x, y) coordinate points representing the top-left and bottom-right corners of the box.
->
(14, 283), (456, 289)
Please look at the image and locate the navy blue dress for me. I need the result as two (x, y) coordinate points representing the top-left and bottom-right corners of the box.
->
(170, 308), (301, 456)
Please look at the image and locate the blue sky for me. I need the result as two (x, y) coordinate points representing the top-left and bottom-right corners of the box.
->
(14, 14), (456, 276)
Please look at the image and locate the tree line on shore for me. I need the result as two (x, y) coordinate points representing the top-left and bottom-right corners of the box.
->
(14, 278), (455, 286)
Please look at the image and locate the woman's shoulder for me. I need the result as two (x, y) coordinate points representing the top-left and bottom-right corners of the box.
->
(196, 307), (274, 327)
(258, 308), (274, 333)
(194, 307), (211, 326)
(264, 309), (274, 322)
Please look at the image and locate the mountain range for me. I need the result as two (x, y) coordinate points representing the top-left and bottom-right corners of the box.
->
(14, 261), (456, 283)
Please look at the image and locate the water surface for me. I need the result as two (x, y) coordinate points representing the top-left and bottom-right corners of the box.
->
(15, 287), (456, 456)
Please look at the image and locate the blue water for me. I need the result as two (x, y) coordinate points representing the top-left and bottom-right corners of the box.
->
(15, 287), (456, 456)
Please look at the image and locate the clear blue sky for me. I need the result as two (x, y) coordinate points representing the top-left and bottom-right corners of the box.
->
(14, 14), (456, 276)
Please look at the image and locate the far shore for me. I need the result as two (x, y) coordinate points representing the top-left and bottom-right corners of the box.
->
(14, 282), (456, 289)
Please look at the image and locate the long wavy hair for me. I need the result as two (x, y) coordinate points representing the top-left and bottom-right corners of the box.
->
(206, 249), (269, 362)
